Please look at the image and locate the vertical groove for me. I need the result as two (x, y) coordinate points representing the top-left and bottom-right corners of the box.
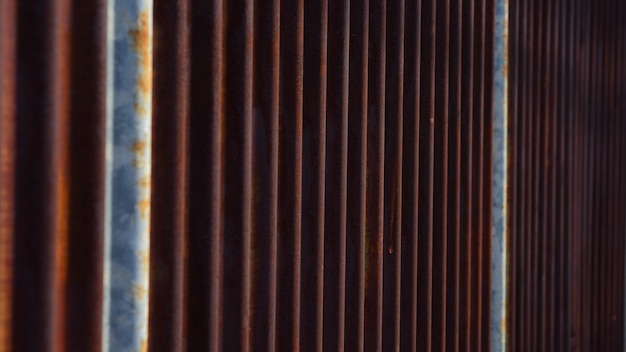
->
(458, 0), (474, 349)
(400, 0), (421, 351)
(432, 0), (450, 349)
(150, 0), (189, 349)
(346, 0), (368, 349)
(251, 0), (278, 349)
(382, 0), (404, 349)
(364, 0), (385, 350)
(301, 0), (327, 348)
(323, 0), (350, 349)
(446, 0), (462, 349)
(416, 0), (436, 349)
(66, 0), (108, 348)
(278, 0), (303, 348)
(12, 0), (71, 349)
(470, 0), (485, 349)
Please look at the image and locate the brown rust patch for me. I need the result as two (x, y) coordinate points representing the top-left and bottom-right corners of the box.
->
(137, 174), (150, 189)
(137, 249), (149, 275)
(133, 283), (147, 301)
(131, 139), (149, 169)
(138, 199), (150, 219)
(128, 9), (152, 111)
(138, 339), (148, 352)
(132, 139), (147, 155)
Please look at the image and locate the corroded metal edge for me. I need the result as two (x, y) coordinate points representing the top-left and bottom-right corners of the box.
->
(105, 0), (152, 351)
(491, 0), (509, 350)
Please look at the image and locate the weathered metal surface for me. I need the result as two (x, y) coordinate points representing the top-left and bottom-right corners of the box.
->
(491, 0), (509, 350)
(3, 0), (625, 351)
(147, 0), (496, 351)
(507, 0), (626, 350)
(0, 0), (108, 350)
(105, 0), (152, 350)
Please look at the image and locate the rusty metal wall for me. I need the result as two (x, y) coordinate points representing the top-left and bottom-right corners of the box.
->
(507, 0), (626, 350)
(148, 0), (496, 350)
(3, 0), (624, 351)
(0, 0), (108, 351)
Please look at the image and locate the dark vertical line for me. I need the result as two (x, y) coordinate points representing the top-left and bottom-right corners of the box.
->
(150, 0), (189, 349)
(553, 0), (573, 349)
(596, 1), (608, 348)
(481, 0), (495, 347)
(616, 13), (622, 345)
(606, 0), (619, 344)
(446, 0), (462, 349)
(346, 0), (368, 349)
(301, 0), (327, 348)
(416, 0), (436, 349)
(535, 0), (547, 348)
(587, 0), (600, 345)
(581, 2), (594, 350)
(603, 0), (616, 347)
(185, 0), (225, 349)
(555, 0), (568, 347)
(65, 0), (108, 349)
(569, 0), (582, 348)
(185, 0), (223, 350)
(278, 0), (304, 348)
(250, 0), (278, 348)
(617, 6), (626, 345)
(542, 0), (554, 349)
(458, 0), (474, 348)
(12, 0), (71, 349)
(432, 0), (449, 349)
(221, 0), (254, 350)
(530, 0), (541, 347)
(323, 0), (350, 349)
(522, 0), (534, 349)
(364, 0), (385, 349)
(382, 0), (403, 349)
(514, 0), (526, 349)
(400, 0), (421, 350)
(573, 0), (587, 348)
(470, 0), (485, 349)
(568, 0), (580, 348)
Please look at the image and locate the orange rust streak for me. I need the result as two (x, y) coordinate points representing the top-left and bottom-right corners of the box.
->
(129, 9), (153, 108)
(0, 0), (16, 349)
(51, 0), (71, 350)
(138, 199), (150, 220)
(132, 139), (147, 155)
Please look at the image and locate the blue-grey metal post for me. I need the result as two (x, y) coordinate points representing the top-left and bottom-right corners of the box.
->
(491, 0), (509, 350)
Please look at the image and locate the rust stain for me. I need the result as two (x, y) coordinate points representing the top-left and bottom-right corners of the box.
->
(138, 199), (150, 220)
(138, 174), (150, 189)
(138, 339), (148, 352)
(131, 139), (148, 169)
(133, 283), (147, 301)
(129, 9), (152, 114)
(132, 139), (147, 155)
(137, 249), (149, 275)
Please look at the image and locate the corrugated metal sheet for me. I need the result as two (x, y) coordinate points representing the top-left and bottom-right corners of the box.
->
(147, 0), (496, 350)
(0, 0), (108, 350)
(1, 0), (624, 350)
(507, 0), (626, 350)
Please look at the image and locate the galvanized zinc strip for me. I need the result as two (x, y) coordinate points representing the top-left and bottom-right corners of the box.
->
(105, 0), (152, 350)
(490, 0), (508, 350)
